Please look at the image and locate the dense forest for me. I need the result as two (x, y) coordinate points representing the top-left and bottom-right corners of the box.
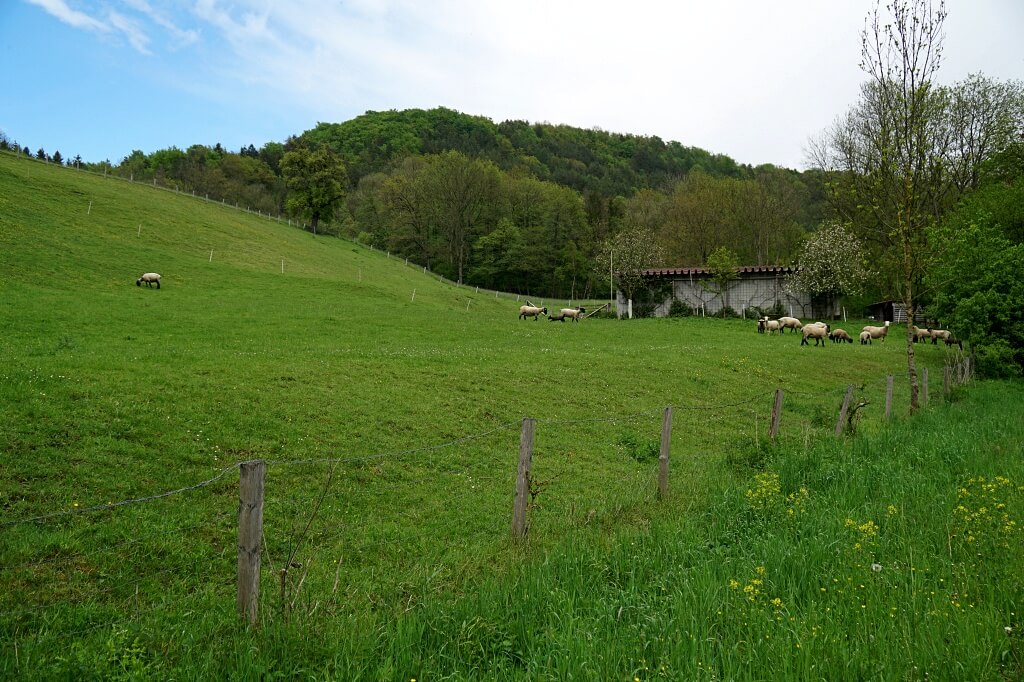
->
(0, 108), (827, 299)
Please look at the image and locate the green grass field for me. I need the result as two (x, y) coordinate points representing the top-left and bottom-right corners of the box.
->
(1, 151), (1021, 680)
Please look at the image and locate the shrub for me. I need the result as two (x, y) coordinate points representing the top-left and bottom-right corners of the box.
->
(668, 299), (692, 317)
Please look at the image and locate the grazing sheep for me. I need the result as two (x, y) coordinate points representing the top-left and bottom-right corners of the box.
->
(859, 330), (872, 345)
(548, 313), (565, 322)
(559, 307), (586, 322)
(829, 328), (854, 344)
(944, 336), (964, 350)
(136, 272), (161, 289)
(800, 322), (830, 347)
(910, 325), (931, 343)
(929, 329), (952, 345)
(861, 321), (890, 342)
(779, 316), (802, 334)
(518, 305), (548, 320)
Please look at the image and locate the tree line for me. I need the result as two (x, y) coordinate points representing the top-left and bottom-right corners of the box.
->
(0, 110), (826, 300)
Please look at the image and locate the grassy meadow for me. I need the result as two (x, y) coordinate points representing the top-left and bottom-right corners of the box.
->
(1, 151), (1021, 679)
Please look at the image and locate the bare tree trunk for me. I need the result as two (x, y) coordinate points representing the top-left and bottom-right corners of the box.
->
(906, 290), (919, 414)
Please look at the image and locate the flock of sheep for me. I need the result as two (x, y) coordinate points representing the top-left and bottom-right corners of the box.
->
(518, 303), (586, 322)
(757, 316), (962, 349)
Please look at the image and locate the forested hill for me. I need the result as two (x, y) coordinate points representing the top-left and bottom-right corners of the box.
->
(299, 107), (750, 195)
(4, 106), (826, 299)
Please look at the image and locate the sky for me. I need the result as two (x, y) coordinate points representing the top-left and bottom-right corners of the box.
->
(2, 0), (1022, 170)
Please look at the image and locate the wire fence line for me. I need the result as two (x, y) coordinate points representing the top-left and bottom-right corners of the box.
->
(0, 370), (938, 531)
(1, 360), (974, 644)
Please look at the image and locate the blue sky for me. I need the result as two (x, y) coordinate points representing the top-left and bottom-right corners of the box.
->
(3, 0), (1022, 169)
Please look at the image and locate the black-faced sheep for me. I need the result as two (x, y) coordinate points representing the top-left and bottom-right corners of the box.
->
(800, 322), (830, 347)
(910, 325), (931, 343)
(763, 319), (782, 335)
(779, 316), (802, 334)
(861, 321), (890, 342)
(859, 330), (872, 345)
(558, 307), (586, 322)
(548, 313), (565, 322)
(519, 305), (548, 320)
(136, 272), (161, 289)
(829, 328), (854, 344)
(929, 329), (952, 345)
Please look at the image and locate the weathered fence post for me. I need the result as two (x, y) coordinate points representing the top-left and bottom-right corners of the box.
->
(922, 367), (929, 404)
(238, 460), (266, 625)
(511, 418), (535, 538)
(835, 385), (855, 436)
(769, 389), (784, 440)
(658, 407), (673, 499)
(944, 365), (951, 399)
(884, 375), (894, 420)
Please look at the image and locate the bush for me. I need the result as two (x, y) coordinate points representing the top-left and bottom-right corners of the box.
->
(668, 299), (692, 317)
(715, 306), (740, 319)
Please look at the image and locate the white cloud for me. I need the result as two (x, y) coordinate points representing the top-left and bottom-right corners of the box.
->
(107, 10), (151, 54)
(26, 0), (108, 32)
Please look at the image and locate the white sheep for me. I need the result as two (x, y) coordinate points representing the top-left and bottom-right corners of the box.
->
(829, 328), (854, 344)
(800, 322), (830, 347)
(558, 307), (586, 322)
(929, 329), (952, 345)
(859, 330), (872, 345)
(778, 316), (802, 334)
(518, 305), (548, 320)
(764, 319), (782, 335)
(136, 272), (161, 289)
(861, 321), (890, 342)
(910, 325), (931, 343)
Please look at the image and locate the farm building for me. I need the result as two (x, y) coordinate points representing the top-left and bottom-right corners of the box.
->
(617, 265), (818, 318)
(865, 300), (927, 324)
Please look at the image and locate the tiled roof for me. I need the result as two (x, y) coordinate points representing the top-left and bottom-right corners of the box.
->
(642, 265), (796, 276)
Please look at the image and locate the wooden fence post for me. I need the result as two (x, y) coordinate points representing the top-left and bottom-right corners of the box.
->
(944, 365), (951, 399)
(769, 389), (784, 440)
(658, 407), (673, 499)
(835, 385), (855, 436)
(922, 367), (929, 404)
(511, 418), (535, 538)
(884, 375), (893, 420)
(238, 460), (266, 625)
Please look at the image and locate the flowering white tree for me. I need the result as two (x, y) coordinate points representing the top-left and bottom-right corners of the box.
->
(786, 222), (871, 315)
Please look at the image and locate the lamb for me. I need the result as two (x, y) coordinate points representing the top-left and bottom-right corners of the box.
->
(136, 272), (161, 289)
(800, 322), (830, 347)
(778, 316), (802, 334)
(763, 319), (782, 335)
(929, 329), (952, 345)
(518, 305), (548, 320)
(757, 318), (767, 334)
(859, 330), (872, 345)
(944, 336), (964, 350)
(861, 321), (890, 342)
(558, 307), (586, 322)
(548, 313), (565, 322)
(829, 328), (854, 344)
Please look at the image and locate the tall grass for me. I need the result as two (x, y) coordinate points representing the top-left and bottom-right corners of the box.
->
(1, 151), (1018, 679)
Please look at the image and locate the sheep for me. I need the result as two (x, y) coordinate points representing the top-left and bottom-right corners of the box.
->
(929, 329), (952, 345)
(757, 318), (767, 334)
(548, 313), (565, 322)
(800, 322), (830, 347)
(778, 316), (802, 334)
(861, 321), (890, 342)
(859, 330), (872, 345)
(558, 307), (586, 322)
(136, 272), (161, 289)
(829, 328), (854, 344)
(944, 336), (964, 350)
(910, 325), (931, 343)
(518, 305), (548, 320)
(764, 319), (782, 335)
